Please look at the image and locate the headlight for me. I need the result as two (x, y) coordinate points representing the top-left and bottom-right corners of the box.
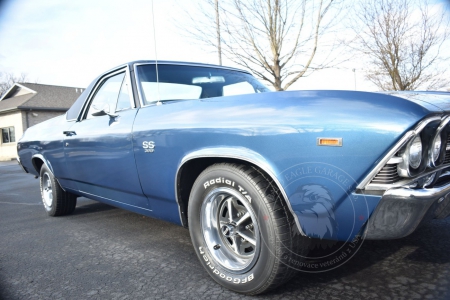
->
(431, 134), (442, 162)
(409, 136), (422, 169)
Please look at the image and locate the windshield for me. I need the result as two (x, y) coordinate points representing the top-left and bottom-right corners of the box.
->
(136, 64), (269, 105)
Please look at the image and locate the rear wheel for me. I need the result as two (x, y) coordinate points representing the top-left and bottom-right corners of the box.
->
(40, 164), (77, 216)
(188, 163), (300, 295)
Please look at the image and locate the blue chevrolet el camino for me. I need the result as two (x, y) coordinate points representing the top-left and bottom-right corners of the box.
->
(17, 61), (450, 294)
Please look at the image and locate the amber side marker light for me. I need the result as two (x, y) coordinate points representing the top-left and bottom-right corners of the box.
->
(317, 138), (343, 147)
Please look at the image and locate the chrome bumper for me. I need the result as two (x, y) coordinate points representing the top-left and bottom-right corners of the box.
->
(365, 181), (450, 240)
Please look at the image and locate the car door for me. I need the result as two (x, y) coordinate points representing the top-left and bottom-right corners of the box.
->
(63, 67), (150, 210)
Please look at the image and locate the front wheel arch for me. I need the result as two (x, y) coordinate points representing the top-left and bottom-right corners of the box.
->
(175, 157), (304, 236)
(31, 156), (45, 174)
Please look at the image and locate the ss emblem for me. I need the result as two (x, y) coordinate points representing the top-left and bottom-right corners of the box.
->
(142, 141), (155, 153)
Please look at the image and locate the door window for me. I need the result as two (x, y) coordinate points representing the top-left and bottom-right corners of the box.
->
(86, 72), (125, 119)
(116, 76), (132, 111)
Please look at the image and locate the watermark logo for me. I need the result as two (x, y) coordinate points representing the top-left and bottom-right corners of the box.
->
(276, 162), (369, 273)
(290, 184), (338, 240)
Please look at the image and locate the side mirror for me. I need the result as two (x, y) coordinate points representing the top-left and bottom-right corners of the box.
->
(91, 104), (118, 117)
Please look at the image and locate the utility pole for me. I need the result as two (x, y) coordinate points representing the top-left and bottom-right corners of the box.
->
(352, 68), (356, 90)
(215, 0), (222, 65)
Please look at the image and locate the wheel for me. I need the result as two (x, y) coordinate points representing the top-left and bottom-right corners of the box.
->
(188, 163), (299, 295)
(40, 164), (77, 216)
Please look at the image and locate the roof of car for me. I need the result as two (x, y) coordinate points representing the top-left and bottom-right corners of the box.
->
(125, 60), (251, 74)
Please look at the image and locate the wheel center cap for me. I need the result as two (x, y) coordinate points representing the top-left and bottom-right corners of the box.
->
(221, 224), (235, 237)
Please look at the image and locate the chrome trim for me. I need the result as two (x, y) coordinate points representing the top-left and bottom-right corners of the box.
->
(175, 147), (306, 236)
(79, 190), (153, 212)
(125, 66), (136, 109)
(365, 178), (450, 239)
(133, 63), (146, 108)
(387, 157), (403, 164)
(133, 61), (251, 74)
(357, 116), (442, 190)
(78, 64), (128, 121)
(316, 137), (342, 147)
(32, 153), (52, 174)
(31, 154), (66, 192)
(428, 115), (450, 167)
(365, 163), (450, 191)
(358, 131), (414, 189)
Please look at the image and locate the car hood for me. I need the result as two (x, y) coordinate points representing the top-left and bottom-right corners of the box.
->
(386, 91), (450, 112)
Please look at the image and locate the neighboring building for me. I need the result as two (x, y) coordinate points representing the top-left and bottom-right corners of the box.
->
(0, 83), (83, 161)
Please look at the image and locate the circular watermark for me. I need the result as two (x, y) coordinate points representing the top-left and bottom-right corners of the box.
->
(265, 162), (369, 273)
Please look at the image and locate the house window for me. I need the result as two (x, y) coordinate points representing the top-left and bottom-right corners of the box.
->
(2, 127), (15, 143)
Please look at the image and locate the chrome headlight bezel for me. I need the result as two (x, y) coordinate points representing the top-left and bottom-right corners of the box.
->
(428, 116), (450, 168)
(398, 133), (427, 177)
(408, 135), (423, 169)
(431, 134), (441, 162)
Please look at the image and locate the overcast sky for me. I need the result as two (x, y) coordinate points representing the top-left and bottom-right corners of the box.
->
(0, 0), (448, 91)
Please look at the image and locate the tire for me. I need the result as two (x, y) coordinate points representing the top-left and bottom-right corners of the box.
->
(188, 163), (300, 295)
(40, 164), (77, 216)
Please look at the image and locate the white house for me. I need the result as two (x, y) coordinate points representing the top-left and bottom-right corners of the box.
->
(0, 83), (83, 161)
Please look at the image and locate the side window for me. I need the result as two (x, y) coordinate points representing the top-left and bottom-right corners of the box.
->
(116, 76), (131, 111)
(86, 72), (125, 119)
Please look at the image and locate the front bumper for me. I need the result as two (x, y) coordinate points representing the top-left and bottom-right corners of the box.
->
(365, 181), (450, 240)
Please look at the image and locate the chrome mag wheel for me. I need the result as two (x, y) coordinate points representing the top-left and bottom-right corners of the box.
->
(200, 187), (260, 273)
(42, 172), (53, 207)
(189, 163), (300, 294)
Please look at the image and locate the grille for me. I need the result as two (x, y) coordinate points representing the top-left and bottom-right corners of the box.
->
(370, 164), (401, 184)
(444, 135), (450, 164)
(371, 132), (450, 186)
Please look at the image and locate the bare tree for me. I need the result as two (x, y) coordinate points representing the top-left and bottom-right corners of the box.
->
(351, 0), (450, 91)
(182, 0), (345, 91)
(0, 72), (29, 97)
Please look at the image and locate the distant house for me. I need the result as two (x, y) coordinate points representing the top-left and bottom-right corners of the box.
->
(0, 83), (83, 161)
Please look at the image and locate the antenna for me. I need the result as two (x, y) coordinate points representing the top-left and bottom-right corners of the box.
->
(151, 0), (161, 105)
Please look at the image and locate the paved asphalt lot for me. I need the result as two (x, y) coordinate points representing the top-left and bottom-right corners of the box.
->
(1, 160), (450, 299)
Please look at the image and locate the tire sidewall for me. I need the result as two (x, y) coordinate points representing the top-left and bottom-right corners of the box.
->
(188, 166), (281, 294)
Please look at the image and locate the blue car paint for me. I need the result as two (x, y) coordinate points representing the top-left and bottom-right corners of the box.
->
(130, 90), (435, 240)
(63, 109), (150, 210)
(17, 62), (447, 242)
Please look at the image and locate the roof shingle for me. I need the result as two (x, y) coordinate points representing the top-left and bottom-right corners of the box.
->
(0, 83), (84, 113)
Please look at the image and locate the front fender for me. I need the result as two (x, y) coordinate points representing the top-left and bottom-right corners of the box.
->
(176, 146), (306, 236)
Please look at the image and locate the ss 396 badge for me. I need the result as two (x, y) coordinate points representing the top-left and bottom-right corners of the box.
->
(142, 141), (155, 153)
